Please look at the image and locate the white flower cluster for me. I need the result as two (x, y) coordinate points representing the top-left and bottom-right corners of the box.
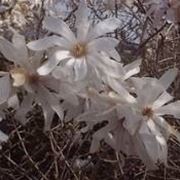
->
(0, 1), (179, 170)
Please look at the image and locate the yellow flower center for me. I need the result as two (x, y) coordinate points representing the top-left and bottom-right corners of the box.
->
(10, 68), (27, 87)
(71, 43), (87, 58)
(142, 107), (154, 118)
(10, 68), (40, 87)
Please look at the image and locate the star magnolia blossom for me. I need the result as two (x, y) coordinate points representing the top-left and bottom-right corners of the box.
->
(0, 33), (78, 130)
(27, 2), (121, 81)
(77, 68), (180, 169)
(121, 69), (180, 167)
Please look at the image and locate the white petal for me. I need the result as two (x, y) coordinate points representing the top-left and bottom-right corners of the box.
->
(123, 108), (142, 135)
(36, 85), (64, 130)
(37, 50), (70, 75)
(131, 77), (146, 90)
(0, 73), (11, 104)
(50, 96), (64, 121)
(41, 75), (60, 92)
(155, 100), (180, 118)
(0, 37), (19, 63)
(154, 116), (171, 140)
(106, 49), (121, 62)
(107, 77), (136, 104)
(74, 58), (88, 81)
(27, 35), (70, 51)
(88, 53), (124, 78)
(43, 16), (76, 42)
(86, 88), (119, 106)
(159, 68), (178, 90)
(41, 85), (64, 120)
(104, 133), (116, 150)
(8, 94), (19, 109)
(15, 94), (34, 125)
(152, 91), (173, 110)
(12, 33), (28, 61)
(146, 119), (168, 164)
(135, 79), (164, 106)
(38, 93), (54, 131)
(155, 116), (180, 142)
(134, 134), (158, 169)
(43, 105), (54, 131)
(90, 137), (100, 153)
(75, 2), (91, 41)
(62, 101), (82, 122)
(123, 59), (141, 80)
(88, 18), (121, 39)
(36, 87), (54, 130)
(90, 126), (110, 153)
(88, 37), (119, 52)
(136, 120), (168, 167)
(59, 83), (79, 106)
(0, 130), (8, 142)
(29, 52), (44, 69)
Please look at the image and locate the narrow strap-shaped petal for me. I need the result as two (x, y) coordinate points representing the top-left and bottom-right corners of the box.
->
(74, 57), (88, 81)
(155, 116), (180, 142)
(88, 18), (121, 40)
(12, 33), (28, 61)
(36, 90), (54, 131)
(159, 68), (178, 91)
(14, 93), (34, 125)
(106, 49), (121, 62)
(88, 37), (119, 52)
(8, 94), (19, 109)
(27, 35), (70, 51)
(43, 16), (76, 43)
(152, 91), (174, 110)
(88, 53), (124, 79)
(37, 50), (70, 75)
(147, 119), (168, 165)
(0, 72), (11, 104)
(43, 105), (54, 131)
(155, 100), (180, 118)
(36, 85), (64, 130)
(123, 59), (141, 80)
(134, 78), (164, 106)
(90, 124), (112, 153)
(123, 108), (142, 135)
(0, 34), (28, 67)
(75, 2), (91, 41)
(136, 120), (168, 167)
(0, 37), (19, 63)
(134, 134), (158, 170)
(49, 94), (64, 121)
(107, 77), (136, 104)
(39, 85), (64, 120)
(0, 130), (8, 143)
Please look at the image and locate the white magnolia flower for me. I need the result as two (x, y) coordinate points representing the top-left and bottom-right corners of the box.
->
(77, 68), (180, 169)
(0, 33), (77, 130)
(120, 68), (180, 167)
(27, 2), (121, 81)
